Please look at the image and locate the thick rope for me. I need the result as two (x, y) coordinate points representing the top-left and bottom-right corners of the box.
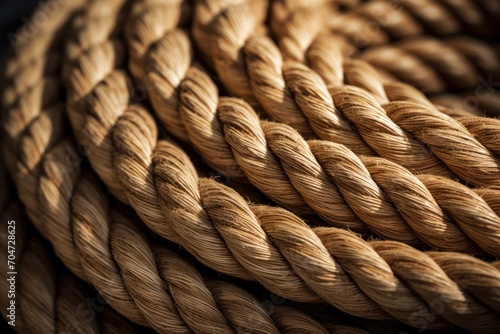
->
(0, 199), (136, 334)
(358, 36), (500, 94)
(2, 2), (356, 333)
(3, 0), (500, 332)
(272, 0), (500, 50)
(116, 6), (500, 255)
(64, 42), (500, 328)
(194, 1), (500, 188)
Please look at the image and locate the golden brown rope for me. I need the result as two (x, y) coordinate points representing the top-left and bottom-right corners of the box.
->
(2, 2), (357, 333)
(63, 42), (500, 329)
(0, 199), (132, 334)
(358, 36), (500, 94)
(4, 0), (500, 332)
(188, 0), (500, 188)
(276, 0), (500, 51)
(1, 0), (87, 278)
(3, 78), (338, 333)
(116, 4), (500, 256)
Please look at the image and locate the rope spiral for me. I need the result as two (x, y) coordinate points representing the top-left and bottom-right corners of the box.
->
(2, 0), (500, 333)
(63, 41), (500, 329)
(107, 0), (500, 255)
(125, 0), (500, 191)
(1, 1), (374, 333)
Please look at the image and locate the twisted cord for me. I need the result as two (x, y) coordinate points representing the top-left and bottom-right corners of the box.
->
(358, 36), (500, 94)
(1, 0), (84, 89)
(127, 1), (444, 178)
(126, 0), (188, 82)
(21, 152), (339, 333)
(1, 0), (88, 278)
(197, 0), (500, 187)
(5, 0), (498, 332)
(324, 0), (500, 48)
(0, 200), (104, 334)
(4, 6), (352, 332)
(1, 0), (83, 173)
(118, 8), (500, 255)
(16, 3), (496, 331)
(63, 32), (500, 328)
(192, 0), (267, 69)
(72, 81), (500, 330)
(4, 74), (339, 333)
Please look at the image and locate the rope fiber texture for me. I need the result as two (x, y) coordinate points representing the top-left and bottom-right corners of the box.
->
(118, 0), (500, 257)
(2, 0), (500, 333)
(1, 1), (375, 333)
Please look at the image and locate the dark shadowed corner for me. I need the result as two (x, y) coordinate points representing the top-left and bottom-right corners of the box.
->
(0, 1), (39, 71)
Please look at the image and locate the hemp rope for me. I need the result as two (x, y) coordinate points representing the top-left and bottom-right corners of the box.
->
(4, 155), (345, 333)
(0, 199), (136, 334)
(2, 1), (369, 333)
(190, 0), (500, 188)
(333, 0), (500, 44)
(58, 0), (500, 330)
(238, 0), (500, 73)
(116, 0), (500, 255)
(358, 36), (500, 94)
(62, 35), (500, 330)
(2, 0), (500, 332)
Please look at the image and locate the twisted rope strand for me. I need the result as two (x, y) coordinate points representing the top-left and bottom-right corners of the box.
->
(4, 98), (338, 332)
(115, 11), (500, 255)
(321, 0), (500, 48)
(66, 55), (500, 328)
(5, 0), (500, 332)
(0, 199), (99, 333)
(4, 7), (354, 331)
(358, 36), (500, 94)
(194, 1), (500, 187)
(0, 201), (138, 334)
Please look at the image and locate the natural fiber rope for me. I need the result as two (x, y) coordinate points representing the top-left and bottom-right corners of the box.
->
(113, 0), (500, 255)
(4, 160), (343, 333)
(190, 0), (500, 189)
(1, 1), (368, 333)
(57, 1), (500, 330)
(63, 37), (500, 329)
(358, 36), (500, 94)
(2, 0), (498, 330)
(271, 0), (500, 43)
(0, 199), (136, 334)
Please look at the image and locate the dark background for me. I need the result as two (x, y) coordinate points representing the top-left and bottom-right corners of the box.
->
(0, 0), (39, 67)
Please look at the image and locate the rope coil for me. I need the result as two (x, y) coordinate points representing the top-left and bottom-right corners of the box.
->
(2, 0), (500, 332)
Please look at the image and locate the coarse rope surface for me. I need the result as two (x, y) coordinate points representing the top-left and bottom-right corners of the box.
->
(118, 1), (500, 256)
(63, 38), (500, 330)
(3, 0), (500, 333)
(0, 198), (137, 334)
(270, 0), (500, 49)
(358, 36), (500, 94)
(189, 0), (500, 188)
(1, 1), (370, 333)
